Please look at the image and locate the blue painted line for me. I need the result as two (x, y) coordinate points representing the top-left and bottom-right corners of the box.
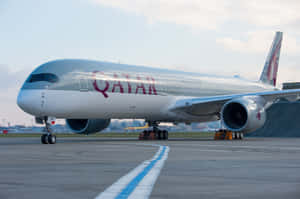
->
(115, 146), (167, 199)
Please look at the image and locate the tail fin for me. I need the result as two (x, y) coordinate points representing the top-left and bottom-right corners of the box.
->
(259, 31), (283, 86)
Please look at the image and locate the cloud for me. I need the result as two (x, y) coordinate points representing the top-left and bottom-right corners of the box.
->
(216, 31), (300, 55)
(0, 64), (29, 89)
(90, 0), (232, 30)
(278, 65), (300, 84)
(234, 0), (300, 27)
(0, 65), (32, 125)
(91, 0), (300, 29)
(0, 64), (30, 104)
(216, 31), (273, 54)
(90, 0), (300, 55)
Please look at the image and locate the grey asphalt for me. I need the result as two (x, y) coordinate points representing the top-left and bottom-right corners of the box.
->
(1, 137), (300, 199)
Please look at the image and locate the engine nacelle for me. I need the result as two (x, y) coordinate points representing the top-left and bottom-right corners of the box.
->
(66, 119), (111, 134)
(221, 96), (267, 133)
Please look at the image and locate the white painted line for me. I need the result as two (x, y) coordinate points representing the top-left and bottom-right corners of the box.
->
(95, 145), (170, 199)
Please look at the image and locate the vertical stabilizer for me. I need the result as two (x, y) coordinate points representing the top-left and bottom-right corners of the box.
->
(259, 31), (283, 86)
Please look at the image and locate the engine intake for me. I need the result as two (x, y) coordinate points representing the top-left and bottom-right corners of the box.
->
(66, 119), (110, 134)
(222, 102), (248, 130)
(221, 96), (266, 133)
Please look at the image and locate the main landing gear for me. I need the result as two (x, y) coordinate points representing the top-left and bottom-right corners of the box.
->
(139, 121), (169, 140)
(41, 117), (57, 144)
(214, 129), (243, 140)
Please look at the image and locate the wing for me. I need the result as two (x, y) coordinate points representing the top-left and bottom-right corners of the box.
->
(169, 89), (300, 117)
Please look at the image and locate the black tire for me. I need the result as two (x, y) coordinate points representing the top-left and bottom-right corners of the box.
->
(157, 130), (162, 140)
(239, 133), (243, 140)
(48, 135), (56, 144)
(162, 130), (168, 140)
(233, 132), (238, 140)
(144, 131), (149, 140)
(41, 134), (48, 144)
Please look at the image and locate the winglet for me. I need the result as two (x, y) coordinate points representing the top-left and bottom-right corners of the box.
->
(259, 31), (283, 86)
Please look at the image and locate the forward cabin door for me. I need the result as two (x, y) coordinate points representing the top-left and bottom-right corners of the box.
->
(79, 78), (89, 92)
(41, 85), (47, 115)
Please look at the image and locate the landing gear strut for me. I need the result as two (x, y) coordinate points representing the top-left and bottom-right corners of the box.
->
(41, 117), (56, 144)
(139, 121), (169, 140)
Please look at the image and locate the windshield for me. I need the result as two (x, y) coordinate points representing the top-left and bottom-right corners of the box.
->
(27, 73), (59, 83)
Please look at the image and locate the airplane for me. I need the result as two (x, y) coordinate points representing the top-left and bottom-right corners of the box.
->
(17, 31), (300, 144)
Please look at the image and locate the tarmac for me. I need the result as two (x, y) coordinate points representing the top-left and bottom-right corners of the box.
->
(1, 137), (300, 199)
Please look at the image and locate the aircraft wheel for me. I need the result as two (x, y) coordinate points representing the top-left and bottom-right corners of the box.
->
(239, 133), (244, 140)
(41, 134), (49, 144)
(233, 132), (238, 140)
(162, 130), (168, 140)
(157, 130), (162, 140)
(48, 135), (56, 144)
(144, 130), (150, 140)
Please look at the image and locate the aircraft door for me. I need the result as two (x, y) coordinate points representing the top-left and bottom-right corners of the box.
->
(79, 79), (89, 92)
(40, 85), (48, 115)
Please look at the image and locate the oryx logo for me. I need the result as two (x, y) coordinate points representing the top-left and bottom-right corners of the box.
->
(256, 112), (261, 121)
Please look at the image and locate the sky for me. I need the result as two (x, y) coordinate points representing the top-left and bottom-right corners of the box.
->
(1, 0), (300, 126)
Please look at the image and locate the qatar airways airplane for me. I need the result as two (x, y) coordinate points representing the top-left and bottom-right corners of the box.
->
(17, 32), (300, 144)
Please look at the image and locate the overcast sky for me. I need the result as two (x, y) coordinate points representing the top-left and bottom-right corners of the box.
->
(1, 0), (300, 125)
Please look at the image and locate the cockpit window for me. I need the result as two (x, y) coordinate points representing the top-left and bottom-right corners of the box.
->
(27, 73), (59, 83)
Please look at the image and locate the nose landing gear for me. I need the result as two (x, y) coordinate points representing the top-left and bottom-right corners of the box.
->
(41, 134), (56, 144)
(41, 117), (57, 144)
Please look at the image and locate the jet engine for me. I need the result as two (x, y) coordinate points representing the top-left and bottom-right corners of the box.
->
(66, 119), (111, 134)
(221, 96), (267, 133)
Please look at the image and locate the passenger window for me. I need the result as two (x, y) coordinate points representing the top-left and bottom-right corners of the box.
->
(27, 73), (59, 83)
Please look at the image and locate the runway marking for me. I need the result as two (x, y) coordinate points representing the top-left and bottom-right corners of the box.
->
(95, 145), (170, 199)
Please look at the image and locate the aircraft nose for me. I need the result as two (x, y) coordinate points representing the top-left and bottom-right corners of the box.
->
(17, 90), (25, 110)
(17, 89), (42, 116)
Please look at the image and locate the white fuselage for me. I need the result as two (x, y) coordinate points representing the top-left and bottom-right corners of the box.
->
(17, 59), (276, 123)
